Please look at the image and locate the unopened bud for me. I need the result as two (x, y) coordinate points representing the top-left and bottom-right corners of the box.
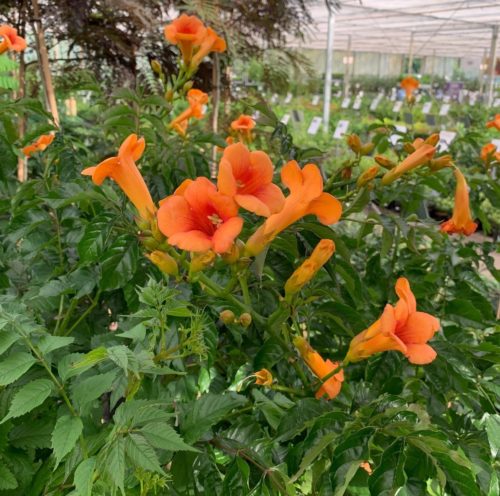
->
(356, 165), (380, 188)
(222, 240), (243, 264)
(146, 250), (178, 277)
(360, 142), (375, 156)
(341, 167), (352, 180)
(190, 250), (216, 273)
(238, 313), (252, 328)
(183, 81), (193, 92)
(429, 154), (453, 171)
(219, 310), (235, 324)
(403, 143), (416, 154)
(150, 59), (162, 74)
(374, 155), (396, 169)
(425, 133), (440, 146)
(135, 217), (151, 231)
(141, 237), (159, 251)
(346, 134), (362, 154)
(165, 89), (174, 102)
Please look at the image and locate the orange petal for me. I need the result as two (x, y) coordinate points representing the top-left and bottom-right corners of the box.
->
(306, 192), (342, 225)
(220, 142), (251, 179)
(281, 160), (303, 191)
(396, 311), (440, 344)
(395, 278), (417, 314)
(405, 343), (437, 364)
(87, 157), (119, 185)
(157, 196), (194, 238)
(252, 183), (285, 215)
(169, 230), (212, 252)
(234, 194), (271, 217)
(217, 158), (238, 197)
(212, 216), (243, 253)
(301, 164), (324, 200)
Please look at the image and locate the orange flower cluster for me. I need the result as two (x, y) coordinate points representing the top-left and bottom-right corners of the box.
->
(480, 143), (500, 166)
(346, 278), (440, 365)
(486, 114), (500, 131)
(164, 14), (226, 68)
(400, 76), (419, 101)
(22, 134), (55, 157)
(170, 88), (209, 136)
(230, 114), (256, 143)
(0, 24), (26, 55)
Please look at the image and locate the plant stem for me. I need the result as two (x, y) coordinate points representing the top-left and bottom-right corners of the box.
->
(63, 290), (102, 337)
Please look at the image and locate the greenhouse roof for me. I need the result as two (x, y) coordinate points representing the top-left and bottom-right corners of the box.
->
(290, 0), (500, 58)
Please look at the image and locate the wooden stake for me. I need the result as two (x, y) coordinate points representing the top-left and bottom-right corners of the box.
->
(210, 52), (221, 179)
(31, 0), (59, 127)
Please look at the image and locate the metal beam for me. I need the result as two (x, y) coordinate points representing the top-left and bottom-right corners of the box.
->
(322, 9), (335, 133)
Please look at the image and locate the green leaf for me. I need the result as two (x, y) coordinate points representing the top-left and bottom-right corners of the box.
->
(51, 415), (83, 465)
(107, 345), (129, 373)
(1, 379), (53, 423)
(74, 457), (96, 496)
(113, 400), (172, 428)
(124, 433), (165, 474)
(0, 462), (17, 490)
(72, 371), (117, 411)
(181, 393), (247, 443)
(0, 352), (36, 386)
(254, 338), (283, 370)
(484, 414), (500, 458)
(77, 215), (112, 264)
(141, 423), (198, 452)
(10, 417), (54, 449)
(100, 235), (139, 291)
(369, 438), (407, 495)
(105, 437), (125, 494)
(38, 335), (74, 355)
(0, 330), (19, 355)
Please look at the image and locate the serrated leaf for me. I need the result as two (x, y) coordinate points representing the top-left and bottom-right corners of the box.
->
(38, 335), (74, 355)
(124, 433), (164, 474)
(52, 415), (83, 465)
(72, 371), (117, 411)
(369, 438), (407, 496)
(74, 456), (96, 496)
(484, 414), (500, 458)
(107, 345), (129, 372)
(105, 437), (125, 494)
(0, 352), (36, 386)
(113, 400), (172, 428)
(0, 330), (19, 355)
(1, 379), (53, 423)
(77, 215), (112, 264)
(10, 418), (54, 449)
(100, 235), (138, 291)
(0, 462), (17, 490)
(141, 423), (198, 452)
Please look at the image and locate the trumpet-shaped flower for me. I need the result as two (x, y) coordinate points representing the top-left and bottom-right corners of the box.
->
(217, 143), (284, 217)
(190, 27), (226, 68)
(254, 369), (273, 386)
(480, 143), (497, 163)
(381, 143), (436, 185)
(345, 278), (440, 365)
(22, 133), (55, 157)
(486, 114), (500, 131)
(245, 161), (342, 256)
(294, 336), (344, 400)
(440, 168), (477, 236)
(82, 134), (156, 220)
(157, 177), (243, 253)
(170, 89), (209, 135)
(230, 114), (256, 143)
(0, 25), (27, 54)
(164, 14), (207, 65)
(400, 76), (419, 100)
(284, 239), (335, 296)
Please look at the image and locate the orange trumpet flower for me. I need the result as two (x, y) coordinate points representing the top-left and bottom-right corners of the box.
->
(294, 336), (344, 400)
(345, 277), (440, 365)
(230, 114), (256, 143)
(190, 27), (226, 68)
(486, 114), (500, 131)
(400, 76), (419, 100)
(0, 25), (27, 54)
(284, 239), (335, 297)
(22, 133), (55, 157)
(245, 161), (342, 256)
(169, 89), (209, 136)
(217, 142), (285, 217)
(81, 134), (156, 220)
(381, 143), (436, 185)
(164, 14), (207, 65)
(440, 168), (477, 236)
(254, 369), (273, 386)
(157, 177), (243, 254)
(480, 143), (497, 163)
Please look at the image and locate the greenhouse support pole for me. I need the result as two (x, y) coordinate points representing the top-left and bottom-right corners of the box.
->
(343, 35), (352, 98)
(322, 9), (335, 133)
(32, 0), (60, 127)
(479, 48), (487, 96)
(408, 31), (415, 74)
(487, 26), (498, 107)
(210, 53), (221, 179)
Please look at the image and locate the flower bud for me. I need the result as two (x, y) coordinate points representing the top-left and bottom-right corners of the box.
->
(374, 155), (396, 170)
(341, 167), (352, 180)
(183, 81), (193, 92)
(150, 59), (162, 74)
(145, 250), (178, 277)
(403, 142), (416, 154)
(219, 309), (236, 324)
(141, 237), (159, 251)
(190, 250), (216, 273)
(238, 313), (252, 328)
(221, 240), (243, 264)
(429, 154), (453, 171)
(165, 89), (174, 102)
(357, 165), (380, 188)
(425, 133), (440, 146)
(360, 142), (375, 156)
(135, 217), (151, 231)
(346, 134), (362, 154)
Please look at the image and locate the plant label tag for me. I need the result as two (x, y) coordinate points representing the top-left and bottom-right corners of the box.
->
(438, 130), (456, 151)
(284, 92), (293, 104)
(341, 97), (351, 109)
(311, 95), (320, 105)
(422, 102), (432, 114)
(252, 110), (260, 120)
(392, 101), (403, 113)
(333, 120), (349, 139)
(281, 114), (290, 125)
(439, 104), (450, 116)
(307, 117), (322, 135)
(389, 125), (407, 145)
(370, 94), (383, 111)
(353, 96), (362, 110)
(271, 94), (278, 104)
(493, 98), (500, 107)
(415, 94), (422, 102)
(491, 139), (500, 148)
